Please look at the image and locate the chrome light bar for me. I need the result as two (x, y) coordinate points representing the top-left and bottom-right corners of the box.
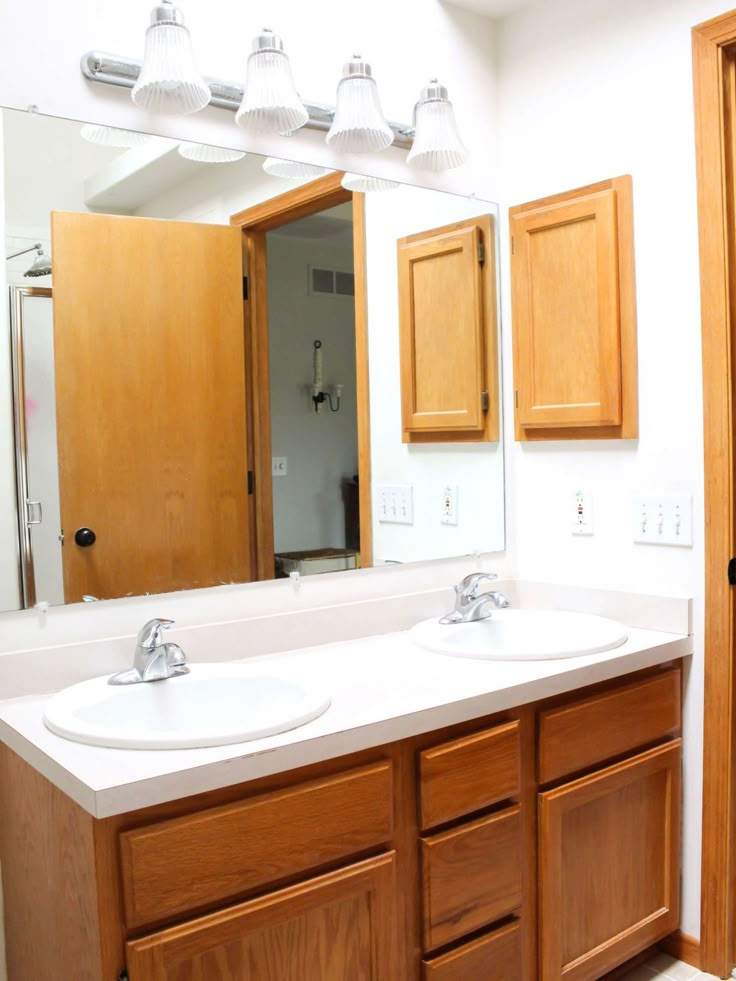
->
(80, 51), (415, 149)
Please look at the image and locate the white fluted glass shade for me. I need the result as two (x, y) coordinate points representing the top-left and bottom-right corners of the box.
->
(236, 43), (308, 135)
(132, 22), (210, 114)
(262, 157), (333, 179)
(178, 142), (246, 163)
(326, 75), (393, 154)
(407, 100), (468, 172)
(341, 173), (399, 193)
(80, 125), (152, 148)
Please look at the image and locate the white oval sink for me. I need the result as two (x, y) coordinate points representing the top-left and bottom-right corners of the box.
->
(43, 664), (331, 750)
(411, 609), (628, 660)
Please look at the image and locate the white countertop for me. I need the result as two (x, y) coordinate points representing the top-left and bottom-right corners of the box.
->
(0, 623), (691, 818)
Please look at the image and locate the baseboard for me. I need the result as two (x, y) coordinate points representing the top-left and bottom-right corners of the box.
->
(659, 930), (701, 969)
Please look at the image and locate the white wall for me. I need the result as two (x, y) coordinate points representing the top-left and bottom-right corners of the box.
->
(267, 232), (358, 554)
(365, 185), (505, 562)
(494, 0), (725, 940)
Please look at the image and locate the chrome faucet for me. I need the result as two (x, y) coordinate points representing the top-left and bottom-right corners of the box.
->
(439, 573), (510, 624)
(108, 618), (189, 686)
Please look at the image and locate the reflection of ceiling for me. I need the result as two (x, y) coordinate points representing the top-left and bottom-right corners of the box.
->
(442, 0), (536, 17)
(270, 203), (353, 248)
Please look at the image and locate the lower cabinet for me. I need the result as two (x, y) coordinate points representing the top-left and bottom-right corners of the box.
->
(422, 920), (522, 980)
(538, 741), (681, 980)
(126, 853), (397, 981)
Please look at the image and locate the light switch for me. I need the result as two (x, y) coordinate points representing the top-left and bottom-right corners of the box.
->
(375, 484), (413, 524)
(632, 495), (693, 546)
(272, 457), (288, 476)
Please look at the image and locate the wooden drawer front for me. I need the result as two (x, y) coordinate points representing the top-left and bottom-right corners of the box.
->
(419, 720), (520, 829)
(538, 669), (680, 784)
(422, 920), (522, 980)
(421, 806), (522, 951)
(120, 761), (393, 929)
(126, 852), (398, 981)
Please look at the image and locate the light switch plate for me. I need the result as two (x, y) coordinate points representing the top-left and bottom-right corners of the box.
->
(272, 457), (287, 476)
(632, 495), (693, 546)
(375, 484), (414, 524)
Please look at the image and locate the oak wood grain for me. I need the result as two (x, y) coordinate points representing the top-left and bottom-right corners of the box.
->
(419, 720), (520, 829)
(538, 668), (680, 784)
(422, 919), (522, 980)
(538, 741), (681, 980)
(120, 761), (393, 929)
(421, 805), (522, 950)
(126, 852), (397, 981)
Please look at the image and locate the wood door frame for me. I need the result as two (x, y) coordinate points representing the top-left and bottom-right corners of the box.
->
(693, 10), (736, 976)
(230, 172), (372, 580)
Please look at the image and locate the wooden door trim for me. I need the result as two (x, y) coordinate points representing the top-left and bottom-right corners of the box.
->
(231, 172), (372, 576)
(692, 10), (736, 977)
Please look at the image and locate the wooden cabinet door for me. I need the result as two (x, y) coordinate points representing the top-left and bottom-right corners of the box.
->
(397, 215), (498, 442)
(510, 175), (637, 441)
(538, 741), (680, 981)
(126, 853), (397, 981)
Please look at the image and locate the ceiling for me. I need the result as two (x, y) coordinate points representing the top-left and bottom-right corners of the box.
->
(442, 0), (536, 18)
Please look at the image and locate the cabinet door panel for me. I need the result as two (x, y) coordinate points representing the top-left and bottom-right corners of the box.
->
(539, 742), (680, 980)
(126, 852), (397, 981)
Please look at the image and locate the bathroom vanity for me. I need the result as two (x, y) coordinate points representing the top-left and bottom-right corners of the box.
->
(0, 602), (689, 981)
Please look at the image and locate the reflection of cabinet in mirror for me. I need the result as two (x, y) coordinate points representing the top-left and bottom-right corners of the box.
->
(397, 215), (499, 443)
(509, 176), (637, 441)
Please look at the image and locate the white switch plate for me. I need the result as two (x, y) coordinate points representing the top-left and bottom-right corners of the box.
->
(272, 457), (288, 476)
(632, 495), (693, 546)
(572, 490), (594, 535)
(440, 484), (459, 525)
(375, 484), (414, 524)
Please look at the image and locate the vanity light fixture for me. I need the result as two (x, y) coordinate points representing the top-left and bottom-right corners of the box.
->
(178, 141), (246, 162)
(406, 79), (468, 172)
(131, 0), (211, 115)
(235, 30), (308, 135)
(262, 157), (334, 180)
(80, 124), (152, 147)
(341, 173), (400, 193)
(326, 57), (394, 154)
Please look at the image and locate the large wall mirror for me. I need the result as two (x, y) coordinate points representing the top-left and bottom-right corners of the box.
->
(1, 107), (504, 613)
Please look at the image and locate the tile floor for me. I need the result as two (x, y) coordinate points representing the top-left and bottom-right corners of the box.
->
(621, 953), (721, 981)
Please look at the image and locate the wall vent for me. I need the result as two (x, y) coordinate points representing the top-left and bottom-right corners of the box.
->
(309, 266), (355, 297)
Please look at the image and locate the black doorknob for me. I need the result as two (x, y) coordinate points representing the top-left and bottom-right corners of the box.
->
(74, 527), (96, 547)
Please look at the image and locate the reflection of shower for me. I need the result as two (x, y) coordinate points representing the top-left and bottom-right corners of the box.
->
(6, 243), (52, 277)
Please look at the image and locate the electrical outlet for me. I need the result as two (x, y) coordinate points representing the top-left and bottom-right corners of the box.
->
(272, 457), (287, 476)
(572, 490), (594, 535)
(375, 484), (413, 524)
(632, 495), (693, 546)
(440, 484), (458, 525)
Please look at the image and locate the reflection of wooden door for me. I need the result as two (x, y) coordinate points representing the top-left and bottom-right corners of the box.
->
(51, 211), (251, 603)
(125, 853), (397, 980)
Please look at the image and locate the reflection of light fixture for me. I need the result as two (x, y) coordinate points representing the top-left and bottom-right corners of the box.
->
(262, 157), (333, 179)
(178, 142), (246, 162)
(341, 173), (399, 193)
(407, 79), (467, 172)
(235, 30), (308, 135)
(311, 339), (342, 413)
(131, 0), (211, 114)
(80, 124), (152, 147)
(326, 57), (393, 154)
(6, 244), (52, 278)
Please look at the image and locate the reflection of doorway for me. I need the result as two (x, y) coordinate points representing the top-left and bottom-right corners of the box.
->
(231, 174), (372, 581)
(266, 204), (359, 577)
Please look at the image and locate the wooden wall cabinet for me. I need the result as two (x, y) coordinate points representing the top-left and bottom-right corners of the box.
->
(397, 215), (499, 443)
(0, 665), (681, 981)
(509, 176), (637, 441)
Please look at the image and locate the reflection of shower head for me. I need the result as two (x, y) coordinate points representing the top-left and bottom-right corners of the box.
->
(5, 242), (52, 278)
(24, 249), (52, 277)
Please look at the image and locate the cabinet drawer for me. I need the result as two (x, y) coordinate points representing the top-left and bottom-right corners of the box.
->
(421, 806), (522, 950)
(120, 761), (393, 929)
(419, 721), (520, 829)
(422, 920), (522, 980)
(538, 669), (680, 784)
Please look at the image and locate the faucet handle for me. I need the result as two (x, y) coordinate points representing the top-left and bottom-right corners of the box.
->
(457, 572), (498, 598)
(136, 618), (175, 650)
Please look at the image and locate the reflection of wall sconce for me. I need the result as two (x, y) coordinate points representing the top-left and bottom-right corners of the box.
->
(311, 339), (342, 413)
